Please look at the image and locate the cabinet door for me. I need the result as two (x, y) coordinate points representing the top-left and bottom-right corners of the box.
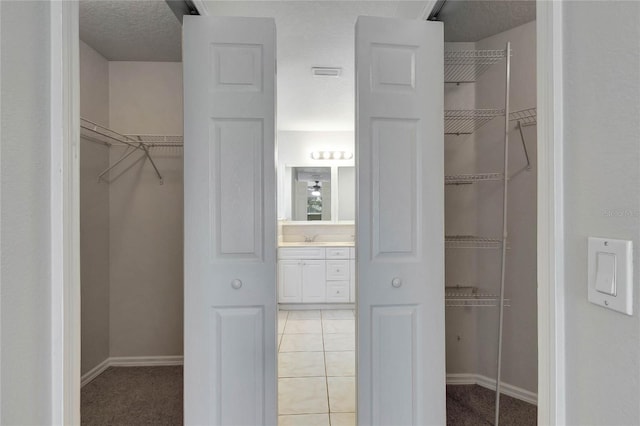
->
(278, 261), (302, 303)
(301, 260), (326, 303)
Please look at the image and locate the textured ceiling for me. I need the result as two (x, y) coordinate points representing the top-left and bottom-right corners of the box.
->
(203, 1), (431, 131)
(438, 0), (536, 42)
(79, 0), (182, 61)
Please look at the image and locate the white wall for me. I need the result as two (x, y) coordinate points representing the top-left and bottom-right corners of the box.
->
(108, 62), (184, 358)
(79, 41), (111, 375)
(562, 2), (640, 424)
(0, 1), (52, 423)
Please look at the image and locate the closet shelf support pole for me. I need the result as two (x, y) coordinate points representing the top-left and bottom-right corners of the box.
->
(140, 143), (164, 185)
(517, 120), (532, 170)
(495, 41), (511, 426)
(97, 145), (136, 182)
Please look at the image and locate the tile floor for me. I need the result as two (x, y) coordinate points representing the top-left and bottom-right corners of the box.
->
(278, 309), (356, 426)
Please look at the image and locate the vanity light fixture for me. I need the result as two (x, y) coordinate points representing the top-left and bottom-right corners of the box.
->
(310, 150), (353, 160)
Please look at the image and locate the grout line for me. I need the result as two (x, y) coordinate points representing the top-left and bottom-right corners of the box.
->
(321, 310), (332, 426)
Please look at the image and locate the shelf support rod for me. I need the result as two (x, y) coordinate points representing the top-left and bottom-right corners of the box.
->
(97, 145), (136, 182)
(495, 41), (511, 426)
(140, 143), (164, 185)
(517, 120), (532, 170)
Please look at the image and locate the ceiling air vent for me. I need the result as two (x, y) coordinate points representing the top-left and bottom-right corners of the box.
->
(311, 67), (342, 77)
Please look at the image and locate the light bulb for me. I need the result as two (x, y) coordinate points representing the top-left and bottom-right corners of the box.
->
(311, 190), (321, 196)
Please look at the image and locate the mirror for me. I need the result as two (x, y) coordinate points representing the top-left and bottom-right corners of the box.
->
(291, 167), (331, 221)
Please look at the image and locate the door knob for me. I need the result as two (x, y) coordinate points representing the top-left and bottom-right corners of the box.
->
(391, 277), (402, 288)
(231, 279), (243, 289)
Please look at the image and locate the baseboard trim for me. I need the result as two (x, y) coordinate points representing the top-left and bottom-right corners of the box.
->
(447, 373), (538, 406)
(80, 358), (110, 388)
(109, 355), (184, 367)
(81, 356), (184, 387)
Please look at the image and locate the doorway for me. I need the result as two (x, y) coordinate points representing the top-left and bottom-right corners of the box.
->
(52, 1), (560, 424)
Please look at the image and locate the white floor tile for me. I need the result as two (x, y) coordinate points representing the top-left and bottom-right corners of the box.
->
(279, 377), (328, 415)
(280, 333), (324, 352)
(278, 334), (283, 351)
(322, 319), (355, 334)
(284, 319), (322, 334)
(278, 319), (287, 334)
(322, 333), (355, 351)
(278, 352), (325, 378)
(321, 310), (354, 319)
(330, 412), (356, 426)
(327, 377), (355, 413)
(287, 310), (321, 320)
(278, 414), (329, 426)
(325, 351), (355, 377)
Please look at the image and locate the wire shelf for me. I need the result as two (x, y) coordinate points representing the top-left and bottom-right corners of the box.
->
(125, 134), (184, 147)
(445, 235), (503, 249)
(445, 173), (503, 185)
(509, 107), (537, 127)
(445, 286), (510, 307)
(80, 118), (133, 147)
(445, 109), (504, 135)
(444, 49), (507, 83)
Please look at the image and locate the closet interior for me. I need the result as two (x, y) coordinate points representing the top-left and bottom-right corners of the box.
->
(438, 2), (538, 424)
(79, 1), (185, 423)
(76, 1), (539, 425)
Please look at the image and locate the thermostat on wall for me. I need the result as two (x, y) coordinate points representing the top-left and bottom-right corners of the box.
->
(588, 237), (633, 315)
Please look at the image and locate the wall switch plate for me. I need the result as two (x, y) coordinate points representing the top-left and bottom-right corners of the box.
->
(588, 237), (633, 315)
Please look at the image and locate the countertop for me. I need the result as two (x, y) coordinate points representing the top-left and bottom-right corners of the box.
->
(278, 241), (355, 247)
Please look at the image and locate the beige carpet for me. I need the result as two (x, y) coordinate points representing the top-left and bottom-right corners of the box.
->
(81, 366), (536, 425)
(81, 366), (182, 426)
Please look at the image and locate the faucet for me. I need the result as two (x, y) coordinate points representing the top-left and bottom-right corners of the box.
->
(304, 234), (318, 242)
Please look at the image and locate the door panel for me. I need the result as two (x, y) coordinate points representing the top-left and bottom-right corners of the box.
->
(183, 16), (276, 425)
(356, 16), (445, 426)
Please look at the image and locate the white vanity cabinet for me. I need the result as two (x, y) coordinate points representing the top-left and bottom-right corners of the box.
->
(277, 248), (326, 303)
(277, 246), (355, 304)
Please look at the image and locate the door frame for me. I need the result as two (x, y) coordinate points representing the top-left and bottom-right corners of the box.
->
(51, 1), (565, 424)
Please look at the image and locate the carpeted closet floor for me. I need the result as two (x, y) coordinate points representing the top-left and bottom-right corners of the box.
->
(81, 366), (536, 425)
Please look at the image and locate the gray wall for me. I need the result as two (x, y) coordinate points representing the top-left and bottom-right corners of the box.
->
(80, 41), (111, 375)
(444, 22), (538, 395)
(474, 21), (538, 394)
(108, 62), (184, 357)
(563, 2), (640, 424)
(0, 1), (52, 423)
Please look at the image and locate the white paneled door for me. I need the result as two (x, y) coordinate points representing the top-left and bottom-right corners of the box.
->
(184, 14), (444, 426)
(183, 16), (277, 425)
(356, 17), (445, 426)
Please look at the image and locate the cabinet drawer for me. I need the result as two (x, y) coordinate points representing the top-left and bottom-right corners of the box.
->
(326, 281), (350, 302)
(278, 247), (325, 259)
(326, 260), (349, 280)
(326, 247), (350, 259)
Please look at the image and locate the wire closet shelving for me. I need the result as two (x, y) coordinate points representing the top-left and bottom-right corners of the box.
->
(80, 118), (183, 185)
(443, 43), (537, 426)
